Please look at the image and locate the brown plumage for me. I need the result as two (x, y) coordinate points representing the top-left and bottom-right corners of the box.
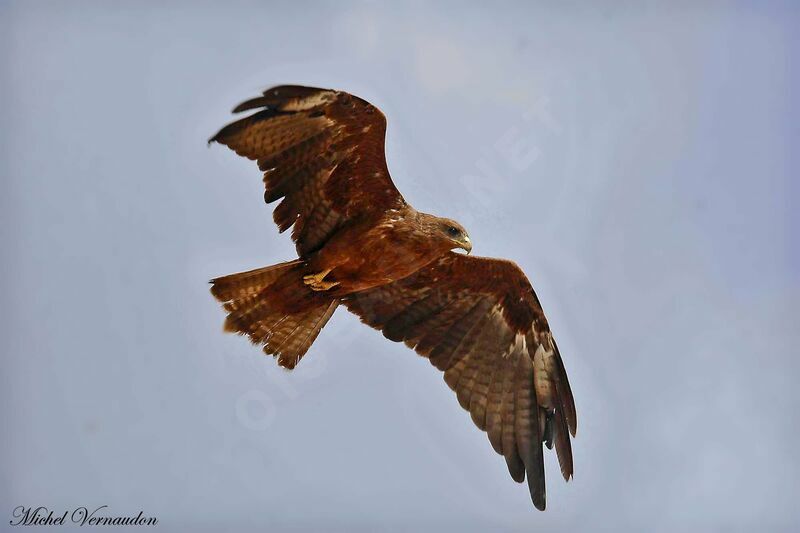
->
(209, 85), (576, 510)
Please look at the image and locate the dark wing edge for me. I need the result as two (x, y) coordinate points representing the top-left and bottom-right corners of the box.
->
(210, 85), (406, 256)
(343, 252), (576, 510)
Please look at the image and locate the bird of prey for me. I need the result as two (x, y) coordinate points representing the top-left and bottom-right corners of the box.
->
(209, 85), (576, 510)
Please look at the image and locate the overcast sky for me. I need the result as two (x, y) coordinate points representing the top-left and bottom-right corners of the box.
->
(2, 1), (798, 531)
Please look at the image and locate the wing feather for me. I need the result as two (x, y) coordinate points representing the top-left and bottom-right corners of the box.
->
(344, 252), (576, 509)
(514, 349), (547, 509)
(428, 299), (490, 371)
(485, 354), (507, 455)
(454, 320), (491, 411)
(211, 85), (406, 256)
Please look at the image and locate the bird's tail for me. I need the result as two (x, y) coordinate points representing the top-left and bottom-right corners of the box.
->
(210, 260), (339, 369)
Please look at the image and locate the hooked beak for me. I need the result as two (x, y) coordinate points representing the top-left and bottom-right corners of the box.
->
(460, 235), (472, 255)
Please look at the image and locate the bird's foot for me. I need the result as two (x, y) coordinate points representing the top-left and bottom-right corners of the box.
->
(303, 268), (340, 291)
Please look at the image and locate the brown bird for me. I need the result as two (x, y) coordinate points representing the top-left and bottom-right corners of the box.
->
(209, 85), (576, 510)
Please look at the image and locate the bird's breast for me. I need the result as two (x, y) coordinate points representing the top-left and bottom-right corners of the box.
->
(315, 222), (444, 294)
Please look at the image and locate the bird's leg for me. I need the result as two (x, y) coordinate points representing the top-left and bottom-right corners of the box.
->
(303, 267), (340, 291)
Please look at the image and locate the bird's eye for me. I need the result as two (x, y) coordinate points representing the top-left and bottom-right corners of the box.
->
(447, 226), (460, 237)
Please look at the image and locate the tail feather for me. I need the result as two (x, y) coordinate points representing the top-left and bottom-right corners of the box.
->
(211, 260), (301, 302)
(211, 260), (338, 369)
(264, 302), (338, 368)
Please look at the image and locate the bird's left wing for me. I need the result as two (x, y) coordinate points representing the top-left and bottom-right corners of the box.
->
(343, 252), (576, 510)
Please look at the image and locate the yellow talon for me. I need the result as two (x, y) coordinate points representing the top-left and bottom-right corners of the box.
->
(303, 268), (339, 291)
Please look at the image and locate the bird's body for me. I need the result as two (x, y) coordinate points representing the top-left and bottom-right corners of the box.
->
(306, 208), (469, 294)
(209, 85), (576, 510)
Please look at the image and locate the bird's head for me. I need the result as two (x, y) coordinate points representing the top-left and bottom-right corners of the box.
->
(433, 217), (472, 254)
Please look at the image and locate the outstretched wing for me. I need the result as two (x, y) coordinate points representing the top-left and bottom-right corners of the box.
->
(344, 252), (577, 510)
(210, 85), (406, 256)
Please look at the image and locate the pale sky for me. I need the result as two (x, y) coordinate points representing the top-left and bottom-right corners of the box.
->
(2, 1), (798, 531)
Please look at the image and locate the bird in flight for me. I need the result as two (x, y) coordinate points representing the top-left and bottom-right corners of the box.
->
(209, 85), (576, 510)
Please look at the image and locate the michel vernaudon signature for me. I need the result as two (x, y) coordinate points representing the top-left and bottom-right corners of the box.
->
(9, 506), (157, 527)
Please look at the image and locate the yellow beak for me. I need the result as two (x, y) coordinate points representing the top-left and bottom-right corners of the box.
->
(461, 235), (472, 254)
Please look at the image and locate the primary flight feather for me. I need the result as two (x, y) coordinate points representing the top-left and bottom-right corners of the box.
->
(209, 85), (576, 510)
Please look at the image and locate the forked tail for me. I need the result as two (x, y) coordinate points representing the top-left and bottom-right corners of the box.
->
(210, 260), (339, 369)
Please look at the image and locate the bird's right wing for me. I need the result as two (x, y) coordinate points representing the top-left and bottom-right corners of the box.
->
(210, 85), (406, 256)
(344, 252), (576, 510)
